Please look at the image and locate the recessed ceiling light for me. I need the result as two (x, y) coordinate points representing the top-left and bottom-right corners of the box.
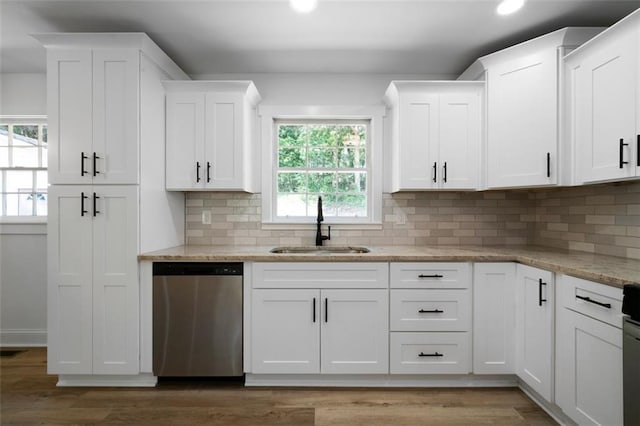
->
(290, 0), (318, 14)
(496, 0), (525, 16)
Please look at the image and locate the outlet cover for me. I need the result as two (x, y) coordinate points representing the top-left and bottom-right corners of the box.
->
(202, 210), (212, 225)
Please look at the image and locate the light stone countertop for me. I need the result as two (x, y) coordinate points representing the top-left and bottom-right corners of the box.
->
(138, 245), (640, 288)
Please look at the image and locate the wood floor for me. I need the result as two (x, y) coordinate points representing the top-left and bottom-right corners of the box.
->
(1, 348), (557, 425)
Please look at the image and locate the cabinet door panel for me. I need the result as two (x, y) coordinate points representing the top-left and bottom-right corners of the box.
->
(205, 93), (242, 189)
(488, 50), (557, 187)
(47, 186), (93, 373)
(166, 92), (205, 190)
(251, 289), (320, 374)
(47, 50), (93, 184)
(92, 186), (139, 374)
(92, 49), (139, 184)
(321, 289), (388, 374)
(516, 264), (554, 402)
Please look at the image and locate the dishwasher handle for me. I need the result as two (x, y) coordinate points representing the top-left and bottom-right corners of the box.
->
(153, 262), (243, 276)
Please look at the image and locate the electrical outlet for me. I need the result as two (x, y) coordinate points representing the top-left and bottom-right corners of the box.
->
(202, 210), (212, 225)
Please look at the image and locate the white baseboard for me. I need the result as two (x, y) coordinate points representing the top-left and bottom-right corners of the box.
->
(0, 329), (47, 347)
(57, 374), (157, 387)
(518, 380), (576, 426)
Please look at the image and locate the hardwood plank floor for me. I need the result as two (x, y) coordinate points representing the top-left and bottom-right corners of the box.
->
(1, 348), (557, 425)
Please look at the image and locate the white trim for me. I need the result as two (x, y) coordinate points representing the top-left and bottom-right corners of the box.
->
(0, 115), (47, 124)
(259, 105), (384, 225)
(56, 374), (158, 387)
(0, 329), (47, 347)
(0, 221), (46, 234)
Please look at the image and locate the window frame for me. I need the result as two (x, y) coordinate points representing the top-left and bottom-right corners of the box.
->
(0, 115), (48, 222)
(260, 106), (383, 225)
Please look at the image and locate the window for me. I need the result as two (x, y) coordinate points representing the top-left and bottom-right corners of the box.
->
(0, 119), (48, 217)
(276, 120), (369, 220)
(260, 106), (384, 225)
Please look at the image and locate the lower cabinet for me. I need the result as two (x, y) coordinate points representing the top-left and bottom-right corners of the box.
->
(556, 275), (624, 426)
(250, 265), (389, 375)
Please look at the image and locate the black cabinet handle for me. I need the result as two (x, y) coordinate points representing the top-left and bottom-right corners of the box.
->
(206, 162), (211, 183)
(620, 138), (629, 169)
(92, 192), (100, 217)
(313, 297), (316, 323)
(196, 162), (201, 183)
(576, 295), (611, 309)
(92, 152), (100, 177)
(418, 309), (444, 313)
(324, 298), (328, 323)
(546, 152), (550, 178)
(443, 162), (447, 183)
(80, 192), (88, 216)
(538, 278), (547, 306)
(81, 152), (88, 177)
(637, 135), (639, 166)
(419, 352), (443, 357)
(418, 274), (443, 279)
(432, 162), (437, 183)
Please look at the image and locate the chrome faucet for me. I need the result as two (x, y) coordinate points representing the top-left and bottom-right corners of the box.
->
(315, 196), (331, 246)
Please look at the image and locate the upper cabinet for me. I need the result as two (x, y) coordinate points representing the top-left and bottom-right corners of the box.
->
(384, 81), (483, 191)
(565, 9), (640, 184)
(459, 28), (604, 189)
(164, 81), (261, 192)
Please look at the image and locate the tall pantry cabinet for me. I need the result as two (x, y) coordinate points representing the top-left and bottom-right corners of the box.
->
(36, 34), (187, 384)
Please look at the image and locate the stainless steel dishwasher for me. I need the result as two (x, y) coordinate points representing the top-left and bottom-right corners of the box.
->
(153, 262), (243, 377)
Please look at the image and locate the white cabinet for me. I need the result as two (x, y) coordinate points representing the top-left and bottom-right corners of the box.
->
(44, 48), (139, 184)
(566, 10), (640, 184)
(516, 264), (554, 402)
(556, 275), (624, 426)
(458, 28), (603, 188)
(47, 185), (139, 375)
(384, 81), (482, 191)
(473, 263), (516, 374)
(250, 263), (389, 375)
(164, 81), (261, 191)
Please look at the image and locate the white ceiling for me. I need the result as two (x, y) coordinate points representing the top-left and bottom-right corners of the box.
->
(1, 0), (639, 76)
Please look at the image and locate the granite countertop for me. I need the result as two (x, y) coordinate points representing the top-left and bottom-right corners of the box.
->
(138, 245), (640, 288)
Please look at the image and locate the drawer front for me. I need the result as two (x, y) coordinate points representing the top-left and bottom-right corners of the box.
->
(252, 262), (389, 289)
(559, 275), (623, 328)
(390, 289), (471, 332)
(390, 332), (471, 374)
(390, 263), (471, 289)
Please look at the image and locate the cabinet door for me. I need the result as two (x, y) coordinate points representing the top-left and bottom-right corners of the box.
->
(473, 263), (516, 374)
(47, 50), (93, 184)
(92, 50), (139, 184)
(251, 289), (320, 374)
(47, 185), (93, 374)
(438, 92), (480, 189)
(573, 26), (638, 183)
(92, 186), (139, 374)
(516, 264), (554, 402)
(165, 92), (205, 190)
(204, 93), (244, 189)
(487, 49), (557, 188)
(556, 308), (623, 426)
(396, 94), (439, 190)
(321, 289), (389, 374)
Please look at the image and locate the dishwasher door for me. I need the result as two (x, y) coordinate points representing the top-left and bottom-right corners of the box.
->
(153, 263), (243, 377)
(624, 318), (640, 426)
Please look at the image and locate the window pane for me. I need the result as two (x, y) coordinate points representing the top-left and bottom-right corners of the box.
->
(5, 170), (32, 193)
(308, 172), (335, 193)
(0, 147), (8, 167)
(278, 125), (306, 146)
(0, 125), (8, 145)
(37, 170), (48, 188)
(42, 144), (48, 167)
(336, 194), (366, 217)
(277, 193), (307, 217)
(309, 125), (338, 146)
(277, 172), (306, 193)
(278, 147), (306, 168)
(13, 125), (39, 140)
(308, 148), (336, 168)
(337, 172), (357, 192)
(308, 194), (337, 217)
(42, 125), (48, 144)
(35, 190), (47, 216)
(12, 146), (39, 167)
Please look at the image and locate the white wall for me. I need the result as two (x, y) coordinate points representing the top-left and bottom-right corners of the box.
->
(1, 72), (48, 346)
(0, 73), (46, 116)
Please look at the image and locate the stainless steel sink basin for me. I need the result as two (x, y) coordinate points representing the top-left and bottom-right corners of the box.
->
(270, 246), (370, 254)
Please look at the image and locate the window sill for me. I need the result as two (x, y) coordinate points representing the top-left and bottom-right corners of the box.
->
(0, 216), (47, 224)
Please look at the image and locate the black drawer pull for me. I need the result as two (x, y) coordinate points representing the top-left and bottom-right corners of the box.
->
(324, 297), (328, 323)
(92, 192), (100, 217)
(80, 192), (89, 216)
(546, 152), (551, 178)
(419, 352), (443, 357)
(576, 295), (611, 309)
(92, 152), (100, 176)
(312, 297), (316, 323)
(207, 161), (212, 183)
(432, 162), (437, 183)
(538, 278), (547, 306)
(443, 162), (447, 183)
(620, 138), (629, 168)
(418, 309), (443, 313)
(81, 152), (89, 176)
(196, 162), (201, 183)
(418, 274), (443, 279)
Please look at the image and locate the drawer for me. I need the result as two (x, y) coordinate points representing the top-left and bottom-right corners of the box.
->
(390, 332), (471, 374)
(558, 275), (623, 328)
(390, 263), (471, 289)
(390, 289), (471, 332)
(252, 262), (389, 289)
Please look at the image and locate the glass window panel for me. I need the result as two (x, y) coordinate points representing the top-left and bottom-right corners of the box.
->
(5, 170), (33, 193)
(41, 125), (48, 144)
(0, 147), (9, 167)
(37, 171), (48, 188)
(336, 194), (366, 217)
(277, 172), (306, 193)
(358, 172), (367, 192)
(278, 147), (306, 168)
(12, 146), (39, 167)
(41, 145), (48, 167)
(337, 172), (357, 192)
(308, 172), (335, 193)
(13, 125), (39, 141)
(278, 125), (306, 147)
(308, 148), (336, 168)
(277, 193), (307, 217)
(35, 190), (47, 216)
(0, 125), (8, 146)
(309, 125), (340, 146)
(307, 194), (337, 217)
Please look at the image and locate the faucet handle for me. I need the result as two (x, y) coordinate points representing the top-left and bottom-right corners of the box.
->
(324, 226), (331, 241)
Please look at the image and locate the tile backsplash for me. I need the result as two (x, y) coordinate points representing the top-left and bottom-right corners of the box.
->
(185, 181), (640, 260)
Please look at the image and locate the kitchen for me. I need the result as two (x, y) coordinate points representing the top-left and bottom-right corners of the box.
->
(1, 0), (640, 424)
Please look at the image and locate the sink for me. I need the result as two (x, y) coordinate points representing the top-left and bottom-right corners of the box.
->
(270, 246), (370, 254)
